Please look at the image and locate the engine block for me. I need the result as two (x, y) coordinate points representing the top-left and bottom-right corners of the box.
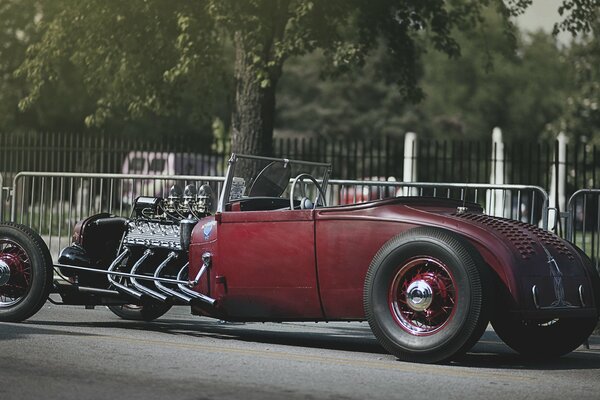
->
(120, 184), (214, 252)
(123, 220), (182, 250)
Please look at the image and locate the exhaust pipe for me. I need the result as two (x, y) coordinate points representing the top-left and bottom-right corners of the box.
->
(130, 249), (169, 302)
(154, 252), (193, 303)
(177, 260), (216, 306)
(108, 248), (144, 300)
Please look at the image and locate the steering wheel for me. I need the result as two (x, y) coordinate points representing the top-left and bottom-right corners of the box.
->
(289, 173), (327, 210)
(248, 161), (291, 197)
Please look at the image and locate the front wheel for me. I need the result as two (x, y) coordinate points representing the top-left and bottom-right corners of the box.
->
(491, 312), (597, 358)
(0, 223), (53, 322)
(108, 303), (172, 321)
(364, 227), (491, 363)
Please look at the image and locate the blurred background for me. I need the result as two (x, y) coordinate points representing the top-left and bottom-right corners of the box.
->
(0, 1), (597, 143)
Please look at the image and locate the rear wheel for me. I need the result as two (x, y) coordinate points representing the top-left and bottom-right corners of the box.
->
(364, 227), (491, 363)
(0, 223), (53, 322)
(108, 303), (172, 321)
(491, 312), (597, 358)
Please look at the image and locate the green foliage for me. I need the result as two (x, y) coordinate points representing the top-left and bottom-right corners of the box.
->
(551, 17), (600, 144)
(0, 1), (91, 133)
(0, 0), (597, 147)
(414, 16), (572, 141)
(13, 0), (231, 140)
(276, 48), (410, 139)
(276, 6), (574, 141)
(555, 0), (599, 35)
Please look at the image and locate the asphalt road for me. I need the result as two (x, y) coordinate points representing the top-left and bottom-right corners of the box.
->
(1, 303), (600, 400)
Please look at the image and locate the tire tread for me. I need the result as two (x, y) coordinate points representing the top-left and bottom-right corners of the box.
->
(364, 227), (491, 363)
(0, 223), (53, 322)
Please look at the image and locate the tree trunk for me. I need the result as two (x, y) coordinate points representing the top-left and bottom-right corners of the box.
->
(231, 32), (281, 157)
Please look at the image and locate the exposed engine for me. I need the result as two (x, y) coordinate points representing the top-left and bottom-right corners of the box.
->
(57, 183), (216, 307)
(123, 183), (215, 251)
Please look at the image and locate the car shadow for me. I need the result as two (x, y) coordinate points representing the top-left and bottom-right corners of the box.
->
(25, 316), (388, 354)
(21, 315), (600, 370)
(0, 322), (101, 341)
(452, 330), (600, 370)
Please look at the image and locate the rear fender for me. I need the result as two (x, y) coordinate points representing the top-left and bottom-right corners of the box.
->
(460, 228), (598, 317)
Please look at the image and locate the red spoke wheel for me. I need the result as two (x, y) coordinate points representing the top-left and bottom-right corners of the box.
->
(389, 257), (458, 336)
(0, 223), (53, 322)
(364, 227), (492, 363)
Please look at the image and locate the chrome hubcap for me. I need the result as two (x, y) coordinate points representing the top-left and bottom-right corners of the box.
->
(389, 257), (457, 336)
(0, 260), (10, 286)
(406, 280), (433, 311)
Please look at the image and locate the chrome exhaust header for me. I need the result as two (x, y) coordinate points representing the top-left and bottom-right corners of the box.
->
(130, 249), (169, 302)
(154, 252), (193, 303)
(107, 248), (143, 299)
(59, 249), (216, 306)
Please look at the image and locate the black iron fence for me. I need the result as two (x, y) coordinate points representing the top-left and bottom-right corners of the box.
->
(1, 131), (598, 189)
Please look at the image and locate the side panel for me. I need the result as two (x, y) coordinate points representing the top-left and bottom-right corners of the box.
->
(212, 210), (323, 319)
(315, 218), (415, 319)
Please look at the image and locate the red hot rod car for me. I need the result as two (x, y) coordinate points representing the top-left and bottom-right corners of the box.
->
(0, 154), (598, 363)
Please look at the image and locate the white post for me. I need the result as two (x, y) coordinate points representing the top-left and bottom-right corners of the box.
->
(486, 127), (505, 217)
(402, 132), (418, 196)
(548, 132), (568, 229)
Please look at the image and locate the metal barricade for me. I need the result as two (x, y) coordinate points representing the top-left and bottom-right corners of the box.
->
(10, 172), (225, 259)
(0, 173), (4, 221)
(0, 174), (11, 222)
(327, 180), (549, 229)
(565, 189), (600, 269)
(7, 171), (550, 258)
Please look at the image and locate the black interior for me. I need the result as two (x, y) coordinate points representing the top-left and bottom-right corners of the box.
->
(227, 197), (300, 211)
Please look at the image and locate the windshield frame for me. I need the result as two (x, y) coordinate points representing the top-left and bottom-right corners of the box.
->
(217, 153), (332, 213)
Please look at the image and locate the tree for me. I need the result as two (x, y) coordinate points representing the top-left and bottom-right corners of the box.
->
(15, 0), (230, 141)
(14, 1), (600, 153)
(0, 1), (37, 131)
(551, 18), (600, 144)
(412, 17), (572, 141)
(275, 47), (410, 139)
(0, 1), (95, 133)
(275, 8), (573, 142)
(207, 0), (523, 155)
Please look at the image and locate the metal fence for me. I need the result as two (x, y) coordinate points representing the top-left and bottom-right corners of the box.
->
(0, 173), (5, 221)
(2, 131), (599, 186)
(326, 180), (549, 229)
(10, 172), (225, 258)
(565, 189), (600, 268)
(0, 174), (12, 223)
(7, 171), (550, 259)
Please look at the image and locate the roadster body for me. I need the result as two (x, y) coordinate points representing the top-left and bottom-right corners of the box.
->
(1, 154), (598, 363)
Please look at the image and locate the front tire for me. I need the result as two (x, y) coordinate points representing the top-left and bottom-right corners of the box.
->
(108, 303), (172, 321)
(364, 227), (491, 363)
(0, 223), (53, 322)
